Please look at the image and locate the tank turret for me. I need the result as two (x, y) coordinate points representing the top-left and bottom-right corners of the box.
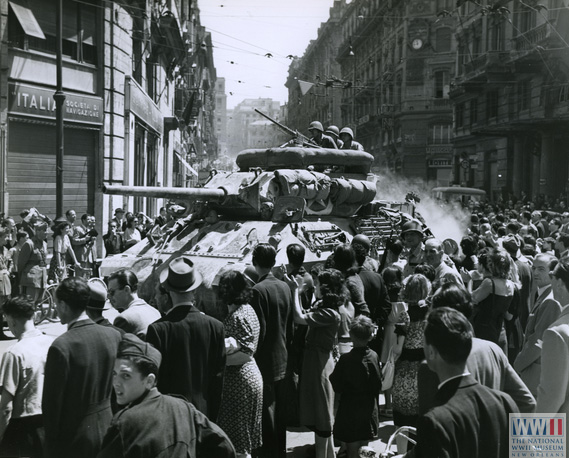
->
(99, 147), (425, 320)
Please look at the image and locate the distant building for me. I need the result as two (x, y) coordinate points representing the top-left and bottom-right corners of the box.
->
(226, 98), (286, 155)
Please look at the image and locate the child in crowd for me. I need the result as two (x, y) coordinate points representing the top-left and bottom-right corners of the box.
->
(330, 315), (381, 458)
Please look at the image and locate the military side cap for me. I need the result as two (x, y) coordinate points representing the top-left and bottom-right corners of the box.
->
(117, 333), (162, 368)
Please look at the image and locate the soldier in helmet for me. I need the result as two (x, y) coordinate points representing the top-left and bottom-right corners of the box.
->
(325, 125), (343, 148)
(308, 121), (338, 149)
(339, 127), (364, 151)
(401, 220), (426, 278)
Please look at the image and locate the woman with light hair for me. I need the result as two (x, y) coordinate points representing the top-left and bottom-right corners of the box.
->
(471, 248), (515, 354)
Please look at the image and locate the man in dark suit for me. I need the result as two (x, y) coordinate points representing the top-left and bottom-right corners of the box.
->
(250, 243), (292, 458)
(146, 256), (225, 421)
(515, 253), (562, 395)
(42, 278), (122, 458)
(406, 308), (518, 458)
(351, 240), (391, 341)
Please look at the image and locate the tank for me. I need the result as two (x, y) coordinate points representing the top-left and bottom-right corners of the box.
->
(100, 147), (425, 319)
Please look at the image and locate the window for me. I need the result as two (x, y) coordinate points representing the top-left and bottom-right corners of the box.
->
(132, 17), (144, 85)
(486, 90), (499, 118)
(8, 0), (97, 64)
(559, 84), (569, 103)
(430, 124), (452, 144)
(434, 70), (449, 99)
(518, 6), (536, 33)
(456, 103), (465, 128)
(489, 19), (505, 51)
(472, 26), (482, 56)
(470, 98), (478, 125)
(518, 80), (531, 111)
(146, 61), (160, 103)
(435, 28), (451, 53)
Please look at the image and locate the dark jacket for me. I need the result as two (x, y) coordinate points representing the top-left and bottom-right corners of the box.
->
(42, 319), (122, 458)
(358, 270), (391, 329)
(410, 375), (518, 458)
(330, 347), (381, 442)
(97, 388), (236, 458)
(418, 337), (535, 415)
(146, 305), (226, 421)
(250, 272), (292, 382)
(310, 134), (338, 149)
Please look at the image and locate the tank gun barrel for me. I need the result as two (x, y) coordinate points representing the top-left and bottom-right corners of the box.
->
(103, 185), (227, 201)
(254, 108), (318, 148)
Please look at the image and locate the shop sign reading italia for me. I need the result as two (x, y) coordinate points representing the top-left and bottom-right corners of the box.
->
(8, 82), (104, 125)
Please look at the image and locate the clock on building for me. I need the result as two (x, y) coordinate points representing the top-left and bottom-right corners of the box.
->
(412, 38), (423, 50)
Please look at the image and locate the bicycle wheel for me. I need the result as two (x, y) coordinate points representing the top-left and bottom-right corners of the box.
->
(44, 285), (60, 322)
(33, 288), (51, 325)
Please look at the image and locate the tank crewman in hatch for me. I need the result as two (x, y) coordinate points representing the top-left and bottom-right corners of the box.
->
(339, 127), (365, 151)
(308, 121), (338, 149)
(325, 125), (343, 148)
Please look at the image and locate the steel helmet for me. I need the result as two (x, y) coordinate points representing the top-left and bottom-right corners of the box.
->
(325, 125), (340, 137)
(339, 127), (354, 139)
(351, 234), (371, 251)
(308, 121), (324, 132)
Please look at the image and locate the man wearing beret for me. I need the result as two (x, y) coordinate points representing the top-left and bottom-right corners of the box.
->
(146, 256), (225, 421)
(97, 334), (235, 458)
(43, 277), (122, 458)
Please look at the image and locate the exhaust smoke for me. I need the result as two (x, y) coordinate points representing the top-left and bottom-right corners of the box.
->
(375, 172), (469, 245)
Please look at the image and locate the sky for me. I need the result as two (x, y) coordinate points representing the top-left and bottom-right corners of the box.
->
(199, 0), (338, 109)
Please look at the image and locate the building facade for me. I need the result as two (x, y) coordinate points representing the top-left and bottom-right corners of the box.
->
(287, 0), (457, 183)
(287, 0), (569, 198)
(0, 0), (218, 250)
(450, 0), (569, 201)
(285, 0), (346, 136)
(214, 77), (227, 157)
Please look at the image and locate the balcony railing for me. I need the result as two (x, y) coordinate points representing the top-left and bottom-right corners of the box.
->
(464, 51), (509, 75)
(513, 23), (550, 52)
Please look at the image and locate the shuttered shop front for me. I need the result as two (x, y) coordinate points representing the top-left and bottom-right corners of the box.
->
(7, 120), (96, 219)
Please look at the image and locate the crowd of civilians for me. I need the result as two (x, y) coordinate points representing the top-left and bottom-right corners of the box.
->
(2, 195), (569, 457)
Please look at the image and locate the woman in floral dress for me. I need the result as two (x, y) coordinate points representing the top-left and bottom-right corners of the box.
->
(217, 270), (263, 458)
(391, 273), (431, 454)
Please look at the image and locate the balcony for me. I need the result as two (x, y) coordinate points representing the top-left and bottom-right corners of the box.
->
(464, 51), (509, 76)
(399, 98), (453, 113)
(512, 23), (550, 52)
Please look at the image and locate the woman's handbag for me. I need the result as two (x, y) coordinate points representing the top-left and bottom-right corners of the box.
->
(381, 348), (396, 391)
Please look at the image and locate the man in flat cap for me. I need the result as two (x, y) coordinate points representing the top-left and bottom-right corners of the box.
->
(43, 277), (122, 458)
(98, 334), (236, 458)
(146, 256), (225, 421)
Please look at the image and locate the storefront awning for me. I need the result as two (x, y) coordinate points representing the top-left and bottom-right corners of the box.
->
(9, 0), (45, 39)
(175, 152), (198, 177)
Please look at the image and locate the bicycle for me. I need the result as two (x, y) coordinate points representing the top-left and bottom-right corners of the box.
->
(32, 266), (107, 326)
(33, 283), (58, 326)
